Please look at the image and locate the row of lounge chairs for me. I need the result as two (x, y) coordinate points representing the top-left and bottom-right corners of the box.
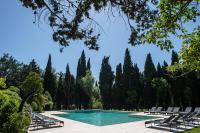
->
(145, 107), (200, 115)
(29, 113), (64, 130)
(145, 107), (200, 132)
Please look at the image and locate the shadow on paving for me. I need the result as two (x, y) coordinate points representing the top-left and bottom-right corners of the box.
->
(146, 125), (185, 133)
(29, 125), (63, 131)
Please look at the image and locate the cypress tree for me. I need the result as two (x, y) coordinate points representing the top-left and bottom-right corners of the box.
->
(133, 64), (142, 109)
(170, 50), (186, 107)
(43, 54), (57, 101)
(87, 58), (91, 70)
(63, 64), (72, 109)
(55, 73), (64, 109)
(186, 72), (200, 107)
(69, 75), (76, 107)
(76, 50), (87, 108)
(162, 60), (174, 107)
(113, 63), (123, 109)
(76, 50), (86, 78)
(138, 72), (144, 109)
(122, 48), (137, 109)
(99, 56), (114, 109)
(143, 53), (157, 108)
(157, 63), (163, 77)
(171, 50), (179, 65)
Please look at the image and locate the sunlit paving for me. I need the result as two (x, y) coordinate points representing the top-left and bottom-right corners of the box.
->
(1, 0), (200, 133)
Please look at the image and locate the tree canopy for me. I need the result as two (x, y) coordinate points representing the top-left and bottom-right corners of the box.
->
(19, 0), (158, 51)
(144, 0), (200, 71)
(18, 0), (200, 72)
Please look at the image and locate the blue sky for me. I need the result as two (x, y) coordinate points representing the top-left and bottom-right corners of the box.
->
(0, 0), (183, 79)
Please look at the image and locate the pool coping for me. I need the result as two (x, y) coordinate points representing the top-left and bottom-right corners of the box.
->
(52, 110), (161, 127)
(29, 111), (169, 133)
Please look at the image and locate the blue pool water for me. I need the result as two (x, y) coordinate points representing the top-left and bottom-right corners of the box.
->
(54, 110), (156, 126)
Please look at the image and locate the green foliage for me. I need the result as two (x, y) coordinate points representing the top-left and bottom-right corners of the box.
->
(21, 72), (43, 94)
(21, 72), (52, 112)
(151, 78), (170, 107)
(80, 70), (94, 98)
(144, 0), (200, 72)
(144, 0), (200, 50)
(0, 54), (22, 87)
(3, 112), (30, 133)
(0, 78), (30, 132)
(43, 91), (53, 110)
(80, 70), (102, 108)
(8, 86), (20, 94)
(185, 126), (200, 133)
(169, 26), (200, 72)
(91, 97), (103, 109)
(91, 84), (102, 109)
(0, 78), (6, 89)
(0, 90), (21, 127)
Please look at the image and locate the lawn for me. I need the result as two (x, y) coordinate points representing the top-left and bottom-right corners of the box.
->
(185, 127), (200, 133)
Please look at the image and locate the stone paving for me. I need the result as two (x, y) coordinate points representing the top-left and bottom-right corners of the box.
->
(28, 111), (173, 133)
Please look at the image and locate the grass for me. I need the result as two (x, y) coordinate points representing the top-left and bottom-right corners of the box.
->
(185, 127), (200, 133)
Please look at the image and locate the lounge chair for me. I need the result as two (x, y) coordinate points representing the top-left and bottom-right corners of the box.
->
(144, 107), (156, 114)
(156, 114), (184, 132)
(167, 107), (180, 115)
(150, 107), (163, 114)
(179, 107), (192, 115)
(193, 107), (200, 113)
(145, 114), (176, 127)
(31, 113), (64, 130)
(161, 107), (173, 115)
(183, 111), (200, 126)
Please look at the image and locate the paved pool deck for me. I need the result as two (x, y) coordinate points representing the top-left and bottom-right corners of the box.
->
(28, 111), (175, 133)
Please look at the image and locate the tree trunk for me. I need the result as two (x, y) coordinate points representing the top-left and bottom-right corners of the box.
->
(18, 91), (35, 113)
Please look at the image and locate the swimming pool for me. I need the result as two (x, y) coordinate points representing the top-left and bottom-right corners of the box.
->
(54, 110), (156, 126)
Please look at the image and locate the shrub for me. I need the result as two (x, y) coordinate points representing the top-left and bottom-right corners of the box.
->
(0, 78), (31, 132)
(3, 112), (30, 133)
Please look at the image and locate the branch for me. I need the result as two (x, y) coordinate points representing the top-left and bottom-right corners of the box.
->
(164, 70), (193, 80)
(166, 0), (193, 30)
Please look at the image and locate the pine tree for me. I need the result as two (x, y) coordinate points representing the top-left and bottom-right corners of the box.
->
(43, 54), (57, 101)
(143, 53), (157, 108)
(29, 59), (40, 73)
(99, 56), (114, 109)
